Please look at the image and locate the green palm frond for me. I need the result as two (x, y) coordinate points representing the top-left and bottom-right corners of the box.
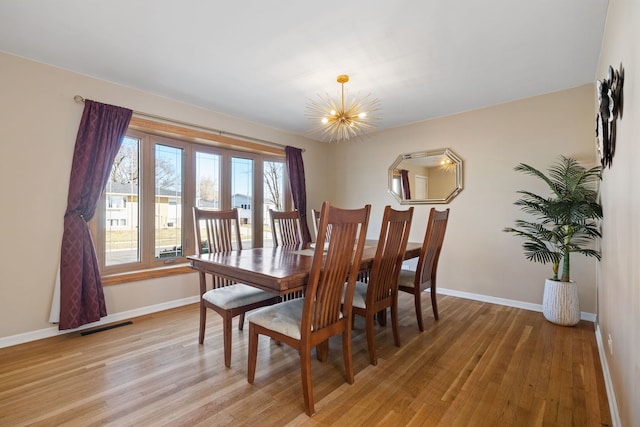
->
(504, 156), (603, 282)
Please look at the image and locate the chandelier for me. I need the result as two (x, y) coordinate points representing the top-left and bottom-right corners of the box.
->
(306, 74), (381, 142)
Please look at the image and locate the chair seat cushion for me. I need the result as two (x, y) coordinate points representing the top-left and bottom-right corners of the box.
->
(247, 299), (304, 340)
(352, 281), (369, 309)
(203, 284), (276, 310)
(398, 269), (417, 288)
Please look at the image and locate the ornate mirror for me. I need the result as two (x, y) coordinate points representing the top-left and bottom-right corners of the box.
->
(388, 148), (463, 204)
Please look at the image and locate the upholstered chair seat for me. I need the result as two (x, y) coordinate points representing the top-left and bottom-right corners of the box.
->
(203, 284), (280, 310)
(397, 269), (417, 288)
(351, 281), (369, 309)
(247, 299), (305, 339)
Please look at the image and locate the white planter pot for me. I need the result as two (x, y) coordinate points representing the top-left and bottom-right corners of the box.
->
(542, 279), (580, 326)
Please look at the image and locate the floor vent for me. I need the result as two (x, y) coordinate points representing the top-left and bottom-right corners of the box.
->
(81, 321), (133, 336)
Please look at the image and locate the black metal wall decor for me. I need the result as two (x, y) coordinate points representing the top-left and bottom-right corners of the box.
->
(596, 64), (624, 168)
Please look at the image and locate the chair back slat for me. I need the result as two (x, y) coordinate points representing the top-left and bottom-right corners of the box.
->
(303, 202), (370, 335)
(417, 208), (450, 285)
(368, 206), (414, 304)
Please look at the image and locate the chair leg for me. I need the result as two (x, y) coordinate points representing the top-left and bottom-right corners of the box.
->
(431, 285), (439, 321)
(199, 303), (207, 344)
(391, 297), (401, 347)
(238, 313), (245, 331)
(365, 313), (377, 366)
(342, 324), (355, 384)
(247, 323), (258, 383)
(300, 346), (315, 416)
(414, 289), (425, 332)
(223, 312), (233, 368)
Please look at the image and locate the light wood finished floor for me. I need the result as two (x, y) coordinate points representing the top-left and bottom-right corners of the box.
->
(0, 295), (611, 426)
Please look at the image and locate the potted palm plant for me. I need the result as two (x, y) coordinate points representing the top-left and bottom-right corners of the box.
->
(503, 155), (603, 326)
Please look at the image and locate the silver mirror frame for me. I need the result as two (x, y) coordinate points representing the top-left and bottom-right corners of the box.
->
(388, 148), (463, 204)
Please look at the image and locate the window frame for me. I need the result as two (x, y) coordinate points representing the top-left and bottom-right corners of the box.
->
(90, 122), (291, 284)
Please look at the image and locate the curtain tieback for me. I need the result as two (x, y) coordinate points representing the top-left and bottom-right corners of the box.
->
(64, 210), (87, 221)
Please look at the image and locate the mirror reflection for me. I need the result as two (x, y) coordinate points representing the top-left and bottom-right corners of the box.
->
(388, 148), (463, 204)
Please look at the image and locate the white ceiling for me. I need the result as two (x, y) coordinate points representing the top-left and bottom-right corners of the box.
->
(0, 0), (608, 138)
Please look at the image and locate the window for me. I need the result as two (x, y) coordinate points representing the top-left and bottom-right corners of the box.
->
(92, 126), (290, 279)
(155, 144), (183, 260)
(263, 160), (286, 246)
(232, 157), (254, 246)
(104, 136), (140, 266)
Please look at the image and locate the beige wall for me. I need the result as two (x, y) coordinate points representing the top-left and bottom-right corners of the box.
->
(596, 0), (639, 425)
(330, 85), (599, 311)
(0, 53), (329, 340)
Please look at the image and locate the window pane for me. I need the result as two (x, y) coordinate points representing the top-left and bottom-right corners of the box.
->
(263, 160), (284, 247)
(195, 152), (221, 209)
(105, 136), (140, 266)
(232, 157), (253, 248)
(155, 144), (183, 259)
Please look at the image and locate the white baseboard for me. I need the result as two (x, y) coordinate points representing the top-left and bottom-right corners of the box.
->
(435, 287), (596, 322)
(0, 296), (199, 349)
(595, 323), (622, 427)
(0, 288), (597, 348)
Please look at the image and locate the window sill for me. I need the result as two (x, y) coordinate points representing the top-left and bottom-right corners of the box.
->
(102, 264), (195, 286)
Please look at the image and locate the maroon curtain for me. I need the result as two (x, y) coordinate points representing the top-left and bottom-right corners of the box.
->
(59, 100), (132, 330)
(400, 169), (411, 200)
(285, 146), (312, 243)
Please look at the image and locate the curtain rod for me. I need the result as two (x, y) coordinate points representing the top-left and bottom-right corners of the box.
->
(73, 95), (303, 152)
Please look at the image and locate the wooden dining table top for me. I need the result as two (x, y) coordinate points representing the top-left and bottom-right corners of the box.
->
(187, 240), (422, 296)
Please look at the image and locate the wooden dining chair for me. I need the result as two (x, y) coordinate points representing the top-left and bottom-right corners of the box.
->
(398, 208), (450, 331)
(247, 201), (371, 416)
(193, 207), (281, 368)
(351, 205), (414, 365)
(269, 209), (303, 247)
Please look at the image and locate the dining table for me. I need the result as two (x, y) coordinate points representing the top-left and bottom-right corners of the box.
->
(187, 240), (422, 296)
(188, 240), (422, 362)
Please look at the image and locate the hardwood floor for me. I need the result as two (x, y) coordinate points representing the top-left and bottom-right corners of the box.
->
(0, 294), (611, 426)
